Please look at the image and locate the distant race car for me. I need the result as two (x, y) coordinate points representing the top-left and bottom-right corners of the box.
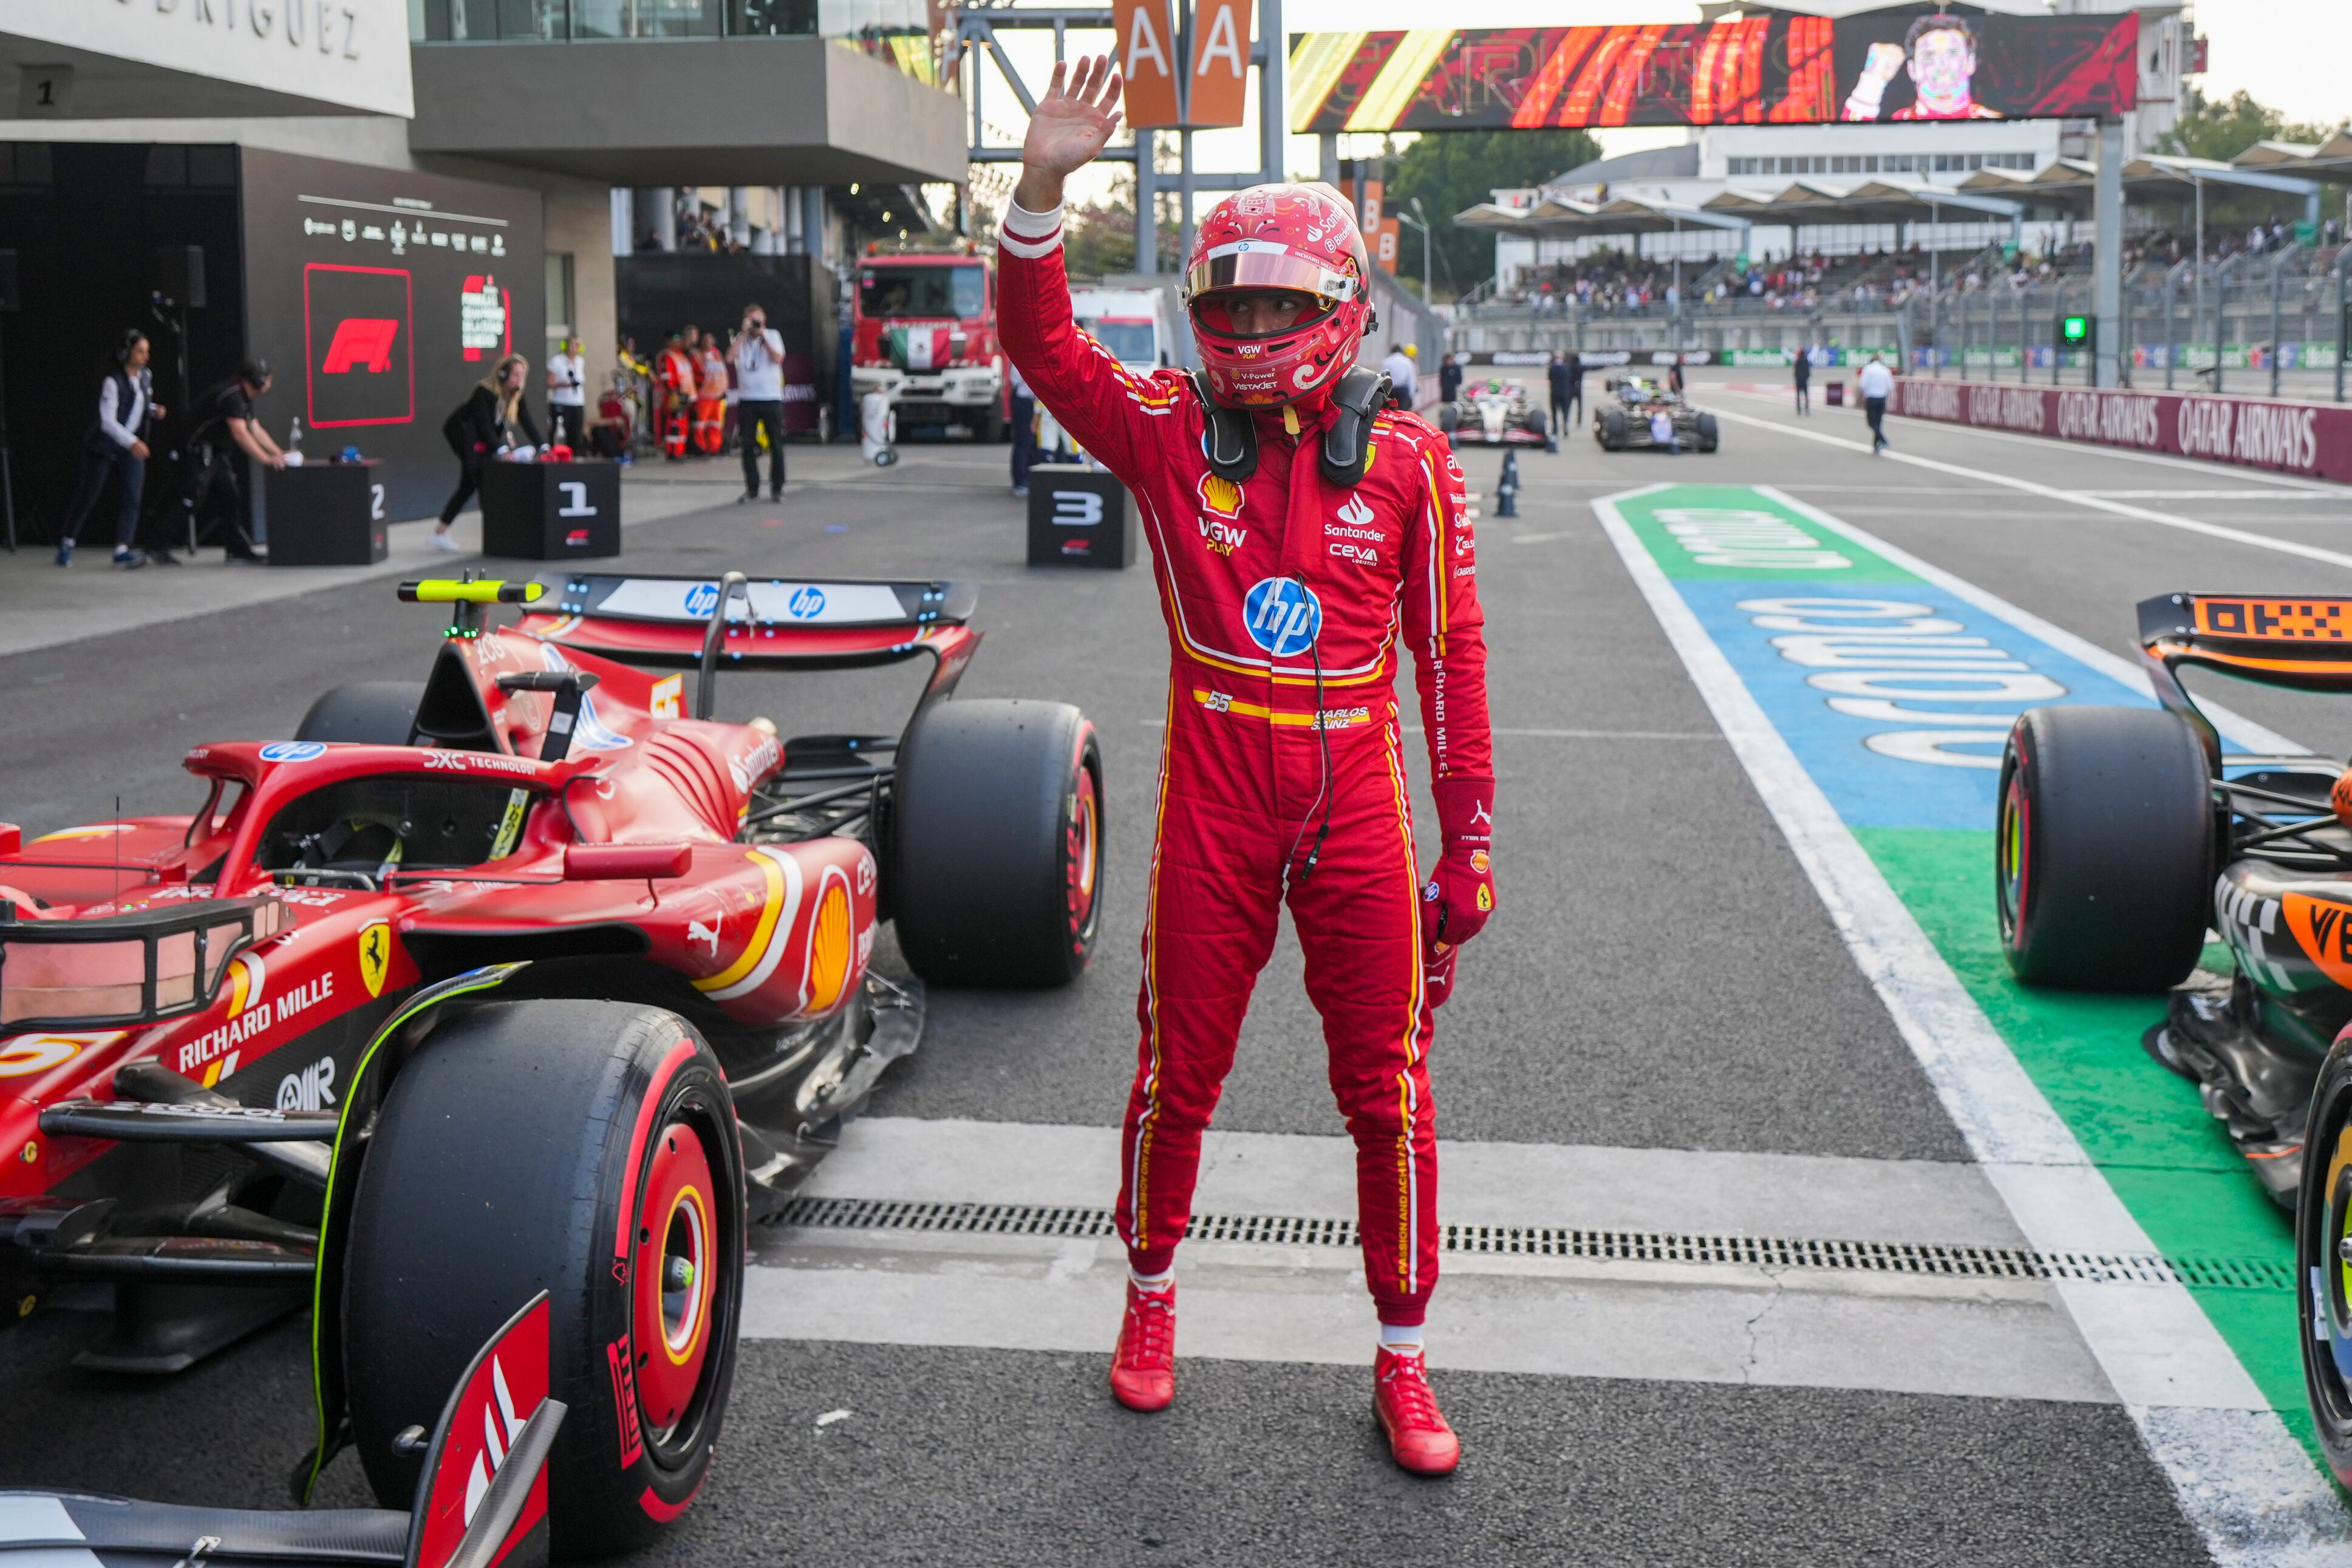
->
(1988, 591), (2352, 1491)
(0, 571), (1102, 1557)
(1593, 372), (1719, 453)
(1437, 377), (1549, 446)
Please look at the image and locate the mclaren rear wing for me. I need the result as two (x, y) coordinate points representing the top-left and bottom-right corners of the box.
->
(515, 571), (980, 720)
(2138, 592), (2352, 767)
(0, 1294), (564, 1568)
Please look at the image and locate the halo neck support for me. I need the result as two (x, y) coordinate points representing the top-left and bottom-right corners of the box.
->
(1190, 367), (1391, 490)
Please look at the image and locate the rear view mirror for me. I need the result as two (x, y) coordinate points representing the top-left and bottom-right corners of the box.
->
(564, 842), (692, 881)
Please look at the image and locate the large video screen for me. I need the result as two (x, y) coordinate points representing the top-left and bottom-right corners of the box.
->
(242, 148), (544, 523)
(1289, 13), (2137, 132)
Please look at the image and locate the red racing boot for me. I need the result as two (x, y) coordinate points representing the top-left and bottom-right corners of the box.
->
(1110, 1281), (1176, 1412)
(1374, 1346), (1461, 1475)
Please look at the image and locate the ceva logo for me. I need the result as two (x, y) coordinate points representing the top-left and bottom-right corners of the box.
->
(322, 318), (400, 373)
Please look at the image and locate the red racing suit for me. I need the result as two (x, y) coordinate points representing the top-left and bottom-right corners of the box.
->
(999, 205), (1495, 1326)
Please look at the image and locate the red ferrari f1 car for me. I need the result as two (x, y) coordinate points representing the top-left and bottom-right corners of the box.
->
(0, 571), (1102, 1555)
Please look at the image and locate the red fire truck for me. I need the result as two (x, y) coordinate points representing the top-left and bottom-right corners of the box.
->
(851, 251), (1006, 441)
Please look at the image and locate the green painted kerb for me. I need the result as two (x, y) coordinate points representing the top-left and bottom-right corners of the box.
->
(1611, 483), (1919, 584)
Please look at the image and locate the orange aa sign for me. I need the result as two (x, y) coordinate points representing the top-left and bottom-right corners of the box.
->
(1187, 0), (1252, 128)
(1114, 0), (1182, 128)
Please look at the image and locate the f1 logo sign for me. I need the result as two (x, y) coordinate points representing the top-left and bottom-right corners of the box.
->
(1052, 490), (1105, 526)
(557, 482), (595, 517)
(321, 318), (400, 373)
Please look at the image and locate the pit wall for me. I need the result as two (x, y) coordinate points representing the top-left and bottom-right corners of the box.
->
(1887, 378), (2352, 485)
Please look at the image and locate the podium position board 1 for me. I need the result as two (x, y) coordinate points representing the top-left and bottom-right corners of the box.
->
(1026, 466), (1136, 568)
(480, 460), (622, 560)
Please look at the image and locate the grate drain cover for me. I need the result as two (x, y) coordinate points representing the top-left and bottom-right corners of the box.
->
(770, 1197), (2296, 1292)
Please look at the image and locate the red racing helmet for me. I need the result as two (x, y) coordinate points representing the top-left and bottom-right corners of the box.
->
(1181, 183), (1373, 409)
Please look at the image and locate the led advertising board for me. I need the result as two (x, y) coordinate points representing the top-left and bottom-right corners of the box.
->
(1288, 12), (2137, 132)
(241, 146), (543, 523)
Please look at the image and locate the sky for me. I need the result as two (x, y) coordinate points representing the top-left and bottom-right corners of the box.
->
(973, 1), (2352, 216)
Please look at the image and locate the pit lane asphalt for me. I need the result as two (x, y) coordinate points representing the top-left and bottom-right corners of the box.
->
(8, 411), (2337, 1562)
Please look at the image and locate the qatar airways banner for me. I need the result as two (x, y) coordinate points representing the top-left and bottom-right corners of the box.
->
(1288, 12), (2135, 132)
(1888, 380), (2352, 484)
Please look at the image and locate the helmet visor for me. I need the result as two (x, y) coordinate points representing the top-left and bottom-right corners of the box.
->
(1185, 244), (1357, 338)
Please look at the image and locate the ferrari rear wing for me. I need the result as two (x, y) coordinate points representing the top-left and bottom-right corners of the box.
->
(0, 1294), (563, 1567)
(514, 571), (981, 720)
(2138, 592), (2352, 766)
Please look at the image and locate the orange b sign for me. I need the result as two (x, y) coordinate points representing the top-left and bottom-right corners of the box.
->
(1187, 0), (1253, 128)
(1374, 219), (1400, 274)
(1115, 0), (1182, 128)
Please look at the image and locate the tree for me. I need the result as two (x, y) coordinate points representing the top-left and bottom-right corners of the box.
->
(1382, 128), (1603, 299)
(2159, 88), (2340, 163)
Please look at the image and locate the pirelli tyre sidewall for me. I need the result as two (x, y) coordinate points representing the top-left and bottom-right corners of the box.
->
(1599, 409), (1626, 449)
(2298, 1034), (2352, 1490)
(890, 698), (1103, 987)
(344, 1000), (746, 1557)
(1995, 705), (2212, 991)
(295, 682), (424, 746)
(1695, 412), (1720, 452)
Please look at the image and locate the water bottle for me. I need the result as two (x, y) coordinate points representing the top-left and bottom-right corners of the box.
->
(286, 417), (304, 467)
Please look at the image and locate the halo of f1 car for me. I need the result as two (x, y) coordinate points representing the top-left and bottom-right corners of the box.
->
(1990, 590), (2352, 1490)
(0, 571), (1102, 1556)
(1436, 376), (1549, 446)
(1593, 372), (1719, 453)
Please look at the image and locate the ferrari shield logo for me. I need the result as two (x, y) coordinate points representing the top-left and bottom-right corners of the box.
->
(358, 921), (391, 998)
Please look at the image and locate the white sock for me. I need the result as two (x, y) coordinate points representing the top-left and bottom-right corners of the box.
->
(1379, 1323), (1425, 1355)
(1129, 1267), (1174, 1293)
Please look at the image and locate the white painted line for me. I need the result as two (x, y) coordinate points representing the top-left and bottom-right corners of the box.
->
(1708, 403), (2352, 572)
(1594, 480), (2351, 1563)
(807, 1116), (2030, 1247)
(1716, 386), (2352, 495)
(1747, 484), (2305, 757)
(742, 1241), (2116, 1403)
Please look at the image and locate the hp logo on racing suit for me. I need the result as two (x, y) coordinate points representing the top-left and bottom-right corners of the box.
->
(1242, 577), (1323, 658)
(683, 582), (721, 616)
(787, 586), (827, 619)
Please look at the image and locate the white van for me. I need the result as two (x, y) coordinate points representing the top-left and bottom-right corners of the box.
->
(1069, 287), (1173, 372)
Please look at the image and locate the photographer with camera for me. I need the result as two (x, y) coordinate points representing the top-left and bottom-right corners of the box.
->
(731, 304), (787, 505)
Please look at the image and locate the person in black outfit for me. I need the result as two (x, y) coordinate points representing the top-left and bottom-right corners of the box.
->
(1668, 358), (1686, 395)
(1549, 351), (1583, 431)
(1793, 346), (1812, 415)
(1438, 352), (1463, 407)
(435, 355), (542, 551)
(58, 329), (165, 568)
(186, 359), (281, 562)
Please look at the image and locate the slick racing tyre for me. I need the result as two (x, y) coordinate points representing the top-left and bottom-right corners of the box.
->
(1696, 412), (1720, 452)
(1996, 706), (2212, 990)
(2298, 1036), (2352, 1490)
(294, 683), (423, 746)
(890, 698), (1102, 987)
(1437, 405), (1459, 434)
(346, 1001), (746, 1558)
(1600, 410), (1625, 449)
(1524, 408), (1548, 440)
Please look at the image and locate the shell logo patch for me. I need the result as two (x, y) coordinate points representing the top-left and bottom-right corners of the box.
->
(358, 921), (392, 998)
(1470, 850), (1490, 874)
(1197, 472), (1244, 519)
(802, 875), (854, 1014)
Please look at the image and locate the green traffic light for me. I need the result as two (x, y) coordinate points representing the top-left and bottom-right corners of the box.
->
(2061, 315), (2091, 344)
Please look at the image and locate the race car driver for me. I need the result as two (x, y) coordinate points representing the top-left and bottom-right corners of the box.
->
(1002, 56), (1495, 1476)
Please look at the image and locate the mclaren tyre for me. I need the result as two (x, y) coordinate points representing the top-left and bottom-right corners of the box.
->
(295, 683), (423, 746)
(1696, 412), (1720, 452)
(344, 1001), (746, 1558)
(890, 698), (1103, 987)
(2298, 1035), (2352, 1488)
(1599, 411), (1626, 450)
(1996, 705), (2212, 990)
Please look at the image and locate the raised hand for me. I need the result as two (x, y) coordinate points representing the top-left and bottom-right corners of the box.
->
(1015, 55), (1123, 211)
